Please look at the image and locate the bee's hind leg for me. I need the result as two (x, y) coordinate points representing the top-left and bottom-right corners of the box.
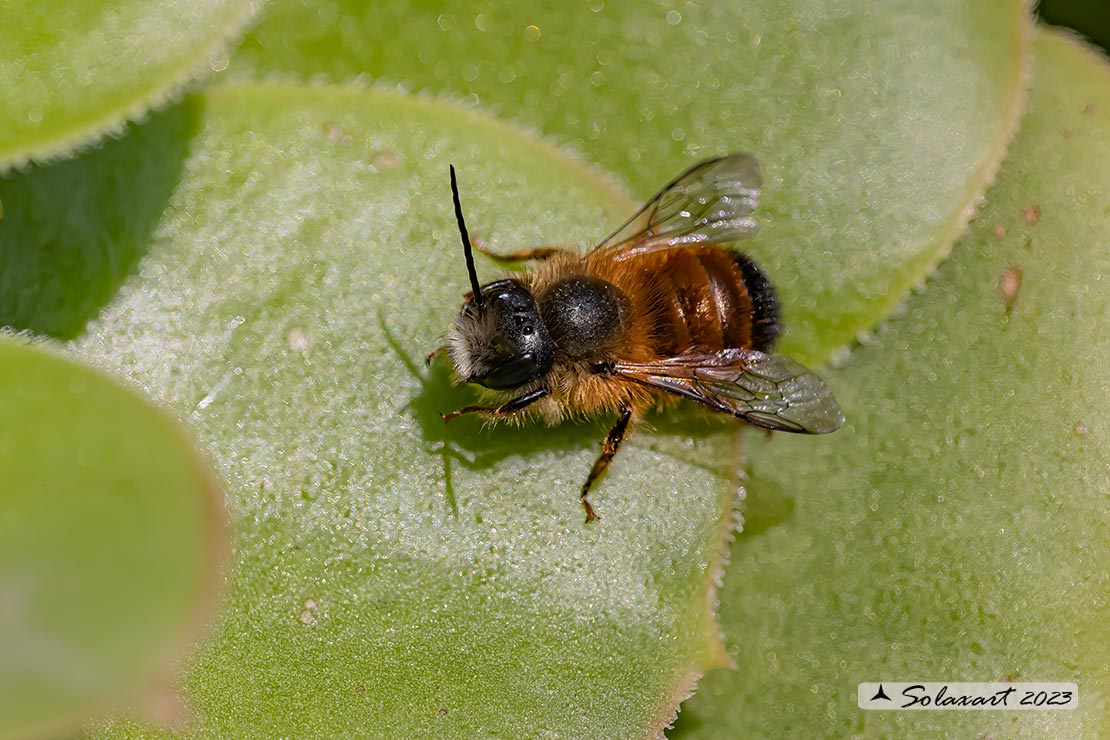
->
(441, 387), (549, 423)
(580, 405), (633, 523)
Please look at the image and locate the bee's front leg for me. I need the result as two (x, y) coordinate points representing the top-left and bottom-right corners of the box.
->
(580, 405), (633, 523)
(424, 345), (448, 366)
(440, 387), (549, 423)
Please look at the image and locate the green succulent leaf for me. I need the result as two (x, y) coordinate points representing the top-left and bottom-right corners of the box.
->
(73, 85), (738, 739)
(678, 30), (1110, 739)
(232, 0), (1033, 364)
(0, 104), (200, 339)
(0, 338), (227, 739)
(0, 0), (260, 170)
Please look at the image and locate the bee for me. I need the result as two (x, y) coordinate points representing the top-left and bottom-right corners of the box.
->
(436, 154), (843, 522)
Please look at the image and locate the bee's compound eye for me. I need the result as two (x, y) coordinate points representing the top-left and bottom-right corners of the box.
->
(476, 353), (544, 390)
(477, 279), (554, 384)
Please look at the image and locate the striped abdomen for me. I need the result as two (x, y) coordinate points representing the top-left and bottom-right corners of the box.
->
(642, 246), (780, 356)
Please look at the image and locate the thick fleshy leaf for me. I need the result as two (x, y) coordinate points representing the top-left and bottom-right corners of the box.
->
(232, 0), (1032, 364)
(74, 84), (740, 739)
(0, 104), (200, 339)
(679, 30), (1110, 738)
(0, 339), (226, 739)
(0, 0), (259, 170)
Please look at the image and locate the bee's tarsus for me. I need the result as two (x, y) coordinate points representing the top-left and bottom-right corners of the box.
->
(425, 345), (446, 366)
(582, 496), (598, 523)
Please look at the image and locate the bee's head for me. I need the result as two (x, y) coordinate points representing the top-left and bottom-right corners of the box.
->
(447, 279), (553, 389)
(443, 166), (553, 390)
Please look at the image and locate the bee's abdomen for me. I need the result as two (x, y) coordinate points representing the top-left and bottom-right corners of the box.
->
(730, 251), (780, 351)
(646, 247), (779, 355)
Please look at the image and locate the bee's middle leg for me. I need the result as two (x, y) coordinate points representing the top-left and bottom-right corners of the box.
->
(441, 388), (549, 423)
(580, 405), (633, 523)
(472, 241), (567, 263)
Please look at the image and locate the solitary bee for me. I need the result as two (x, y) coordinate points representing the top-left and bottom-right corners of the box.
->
(436, 155), (843, 522)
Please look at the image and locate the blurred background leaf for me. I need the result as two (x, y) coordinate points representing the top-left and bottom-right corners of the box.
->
(0, 0), (259, 170)
(0, 338), (227, 739)
(0, 103), (200, 339)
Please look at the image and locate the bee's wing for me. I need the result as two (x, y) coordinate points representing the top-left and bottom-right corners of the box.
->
(613, 348), (844, 434)
(593, 154), (762, 258)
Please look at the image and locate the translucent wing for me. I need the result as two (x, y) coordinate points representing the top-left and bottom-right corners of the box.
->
(614, 348), (844, 434)
(593, 154), (762, 258)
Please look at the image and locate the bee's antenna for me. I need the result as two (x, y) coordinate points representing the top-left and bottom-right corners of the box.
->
(449, 164), (484, 314)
